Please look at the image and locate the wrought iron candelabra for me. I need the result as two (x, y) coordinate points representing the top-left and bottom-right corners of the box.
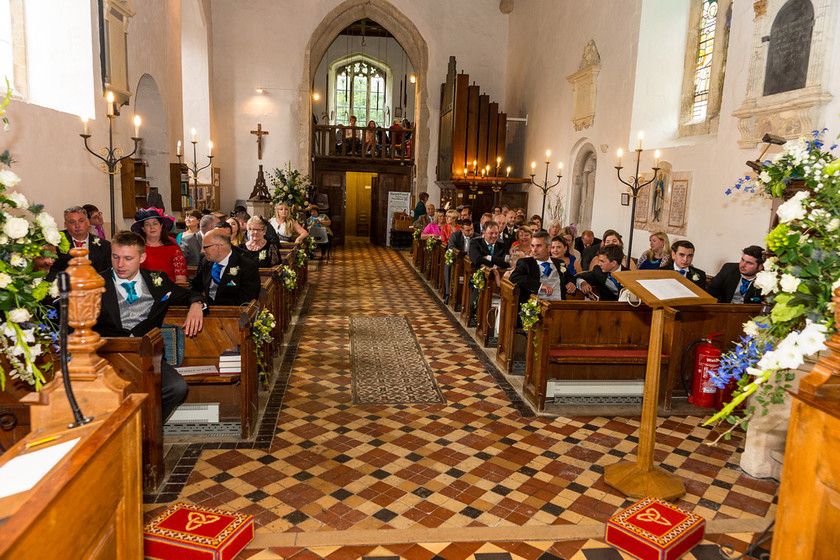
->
(530, 151), (562, 224)
(177, 134), (214, 211)
(615, 141), (660, 265)
(80, 95), (140, 237)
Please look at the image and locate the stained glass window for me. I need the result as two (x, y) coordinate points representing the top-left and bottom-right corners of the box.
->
(334, 58), (387, 126)
(690, 0), (718, 122)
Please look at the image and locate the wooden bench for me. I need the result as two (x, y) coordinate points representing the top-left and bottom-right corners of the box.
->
(523, 300), (677, 411)
(459, 256), (476, 325)
(164, 301), (259, 439)
(449, 249), (465, 312)
(427, 240), (442, 283)
(259, 266), (283, 352)
(475, 267), (501, 346)
(496, 277), (522, 374)
(99, 329), (164, 492)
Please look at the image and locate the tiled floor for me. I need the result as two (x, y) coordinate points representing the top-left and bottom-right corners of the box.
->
(146, 238), (777, 558)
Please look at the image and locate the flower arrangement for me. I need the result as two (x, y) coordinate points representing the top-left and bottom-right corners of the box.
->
(412, 228), (421, 240)
(280, 266), (297, 291)
(270, 162), (310, 209)
(425, 237), (437, 252)
(251, 308), (276, 384)
(296, 246), (309, 269)
(0, 94), (67, 390)
(708, 129), (838, 435)
(444, 248), (455, 266)
(307, 236), (317, 254)
(519, 298), (542, 333)
(470, 269), (485, 291)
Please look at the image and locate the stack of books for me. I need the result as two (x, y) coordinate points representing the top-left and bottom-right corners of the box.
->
(219, 349), (241, 376)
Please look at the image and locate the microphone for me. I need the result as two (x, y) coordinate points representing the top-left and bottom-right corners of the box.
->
(57, 271), (91, 427)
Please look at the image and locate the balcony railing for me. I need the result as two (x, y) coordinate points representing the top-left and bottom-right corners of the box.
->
(312, 124), (414, 164)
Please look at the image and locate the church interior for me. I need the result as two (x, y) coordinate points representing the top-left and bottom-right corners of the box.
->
(2, 0), (840, 558)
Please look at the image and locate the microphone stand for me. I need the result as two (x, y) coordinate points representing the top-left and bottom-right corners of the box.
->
(57, 271), (91, 427)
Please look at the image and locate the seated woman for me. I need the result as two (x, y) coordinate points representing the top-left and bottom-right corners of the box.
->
(559, 226), (582, 262)
(227, 217), (246, 246)
(305, 204), (332, 233)
(132, 208), (188, 283)
(588, 229), (638, 271)
(440, 210), (459, 245)
(530, 214), (544, 232)
(550, 236), (577, 275)
(269, 202), (309, 244)
(176, 210), (202, 244)
(364, 120), (379, 156)
(547, 219), (562, 240)
(421, 209), (446, 241)
(242, 216), (281, 267)
(637, 231), (671, 270)
(504, 226), (533, 278)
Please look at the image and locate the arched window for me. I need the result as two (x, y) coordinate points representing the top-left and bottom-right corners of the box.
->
(331, 55), (389, 126)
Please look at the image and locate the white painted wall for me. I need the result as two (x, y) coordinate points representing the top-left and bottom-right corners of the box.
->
(209, 0), (509, 211)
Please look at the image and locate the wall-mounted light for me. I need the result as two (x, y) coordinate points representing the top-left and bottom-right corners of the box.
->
(409, 74), (416, 84)
(255, 87), (265, 94)
(312, 92), (321, 101)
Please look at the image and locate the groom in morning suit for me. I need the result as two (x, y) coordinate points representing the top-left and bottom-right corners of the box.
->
(50, 205), (112, 280)
(191, 229), (261, 306)
(94, 231), (206, 420)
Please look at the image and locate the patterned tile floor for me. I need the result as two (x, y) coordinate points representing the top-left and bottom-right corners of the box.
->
(146, 238), (777, 558)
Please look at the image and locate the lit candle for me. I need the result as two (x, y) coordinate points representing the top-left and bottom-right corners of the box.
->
(506, 166), (511, 177)
(558, 162), (563, 174)
(133, 115), (141, 137)
(617, 148), (623, 167)
(637, 131), (644, 150)
(81, 117), (89, 135)
(531, 161), (536, 173)
(191, 128), (197, 143)
(463, 167), (468, 176)
(654, 149), (661, 167)
(105, 91), (115, 116)
(473, 160), (477, 170)
(496, 156), (501, 166)
(177, 140), (182, 156)
(208, 140), (213, 157)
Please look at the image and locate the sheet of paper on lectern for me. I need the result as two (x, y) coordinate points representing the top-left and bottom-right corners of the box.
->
(0, 437), (80, 498)
(637, 278), (699, 301)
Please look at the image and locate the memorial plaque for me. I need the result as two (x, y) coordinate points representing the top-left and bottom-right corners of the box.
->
(763, 0), (815, 96)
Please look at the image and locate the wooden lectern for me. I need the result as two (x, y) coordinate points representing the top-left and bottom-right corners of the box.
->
(0, 248), (144, 559)
(604, 270), (716, 500)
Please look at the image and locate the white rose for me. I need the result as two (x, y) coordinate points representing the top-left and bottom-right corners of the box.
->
(754, 270), (778, 295)
(3, 216), (30, 240)
(49, 280), (59, 299)
(44, 228), (61, 246)
(830, 218), (840, 231)
(797, 321), (828, 356)
(9, 253), (26, 268)
(775, 191), (808, 223)
(759, 171), (771, 183)
(0, 235), (6, 244)
(779, 273), (801, 293)
(0, 273), (10, 289)
(36, 211), (57, 230)
(7, 308), (31, 323)
(743, 320), (759, 337)
(0, 169), (21, 188)
(6, 191), (27, 208)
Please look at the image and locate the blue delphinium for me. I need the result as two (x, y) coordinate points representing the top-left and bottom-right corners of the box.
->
(711, 335), (772, 390)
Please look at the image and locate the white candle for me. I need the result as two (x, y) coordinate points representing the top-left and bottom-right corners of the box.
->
(191, 128), (197, 142)
(531, 161), (536, 173)
(654, 149), (661, 167)
(506, 166), (511, 177)
(133, 115), (141, 137)
(177, 140), (182, 156)
(208, 140), (213, 157)
(105, 91), (115, 116)
(81, 117), (88, 135)
(558, 162), (563, 174)
(637, 131), (644, 150)
(617, 148), (623, 167)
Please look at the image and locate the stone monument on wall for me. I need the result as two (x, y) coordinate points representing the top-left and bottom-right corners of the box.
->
(733, 0), (833, 147)
(566, 40), (601, 131)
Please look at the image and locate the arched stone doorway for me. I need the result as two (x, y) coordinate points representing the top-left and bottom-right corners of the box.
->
(298, 0), (430, 193)
(569, 143), (597, 231)
(134, 73), (168, 222)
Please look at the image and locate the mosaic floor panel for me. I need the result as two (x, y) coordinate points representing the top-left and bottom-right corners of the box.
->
(147, 239), (777, 558)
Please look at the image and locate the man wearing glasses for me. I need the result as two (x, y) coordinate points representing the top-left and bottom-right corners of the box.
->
(191, 229), (260, 306)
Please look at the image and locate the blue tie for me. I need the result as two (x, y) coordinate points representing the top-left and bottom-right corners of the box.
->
(488, 243), (494, 257)
(540, 262), (551, 277)
(121, 281), (139, 304)
(606, 273), (620, 290)
(211, 262), (223, 284)
(739, 277), (751, 295)
(678, 269), (687, 277)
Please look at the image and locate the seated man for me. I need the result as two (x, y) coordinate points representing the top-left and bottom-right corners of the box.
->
(574, 229), (600, 256)
(94, 231), (206, 420)
(661, 239), (706, 288)
(707, 245), (765, 304)
(500, 210), (518, 249)
(509, 232), (576, 304)
(468, 221), (509, 270)
(576, 245), (627, 301)
(192, 229), (261, 306)
(51, 205), (112, 279)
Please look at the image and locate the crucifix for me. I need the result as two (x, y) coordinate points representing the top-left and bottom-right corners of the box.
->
(250, 123), (269, 160)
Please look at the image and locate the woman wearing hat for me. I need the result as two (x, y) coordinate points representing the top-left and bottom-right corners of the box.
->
(132, 208), (188, 283)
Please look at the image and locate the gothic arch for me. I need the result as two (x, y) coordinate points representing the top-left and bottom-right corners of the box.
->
(134, 73), (168, 219)
(569, 143), (597, 231)
(299, 0), (430, 192)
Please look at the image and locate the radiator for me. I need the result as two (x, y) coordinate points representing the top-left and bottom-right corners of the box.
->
(166, 403), (220, 424)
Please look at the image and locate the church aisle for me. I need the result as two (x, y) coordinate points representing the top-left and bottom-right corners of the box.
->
(161, 239), (777, 558)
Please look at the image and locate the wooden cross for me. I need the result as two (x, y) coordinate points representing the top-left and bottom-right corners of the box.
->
(250, 123), (269, 160)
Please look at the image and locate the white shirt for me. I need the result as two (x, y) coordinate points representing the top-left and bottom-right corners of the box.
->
(212, 251), (232, 283)
(71, 236), (89, 250)
(114, 270), (145, 303)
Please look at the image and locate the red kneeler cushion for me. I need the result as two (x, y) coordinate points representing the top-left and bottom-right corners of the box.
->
(606, 497), (705, 560)
(144, 502), (254, 560)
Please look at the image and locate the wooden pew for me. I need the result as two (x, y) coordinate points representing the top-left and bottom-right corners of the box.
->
(475, 267), (501, 346)
(496, 277), (522, 374)
(259, 266), (283, 353)
(449, 249), (465, 312)
(459, 256), (476, 325)
(437, 243), (449, 296)
(662, 303), (763, 410)
(523, 300), (677, 411)
(99, 329), (164, 493)
(164, 301), (259, 439)
(429, 240), (442, 284)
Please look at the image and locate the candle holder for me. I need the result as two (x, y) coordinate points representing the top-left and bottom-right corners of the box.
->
(530, 158), (562, 225)
(80, 113), (141, 237)
(616, 147), (660, 265)
(463, 161), (484, 193)
(178, 139), (214, 211)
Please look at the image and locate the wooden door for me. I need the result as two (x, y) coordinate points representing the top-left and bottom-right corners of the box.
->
(312, 170), (346, 245)
(372, 172), (410, 246)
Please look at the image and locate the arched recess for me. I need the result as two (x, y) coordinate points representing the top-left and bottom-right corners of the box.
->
(299, 0), (430, 192)
(569, 143), (597, 231)
(134, 73), (169, 215)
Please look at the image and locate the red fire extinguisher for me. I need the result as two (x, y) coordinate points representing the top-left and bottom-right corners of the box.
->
(686, 333), (723, 408)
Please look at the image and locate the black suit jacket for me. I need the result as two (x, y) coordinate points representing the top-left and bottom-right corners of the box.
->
(707, 262), (762, 304)
(499, 226), (517, 249)
(580, 245), (601, 272)
(468, 238), (509, 270)
(509, 257), (573, 304)
(575, 237), (601, 256)
(94, 269), (205, 338)
(447, 230), (477, 253)
(660, 262), (707, 289)
(575, 265), (627, 301)
(51, 231), (111, 279)
(191, 249), (261, 306)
